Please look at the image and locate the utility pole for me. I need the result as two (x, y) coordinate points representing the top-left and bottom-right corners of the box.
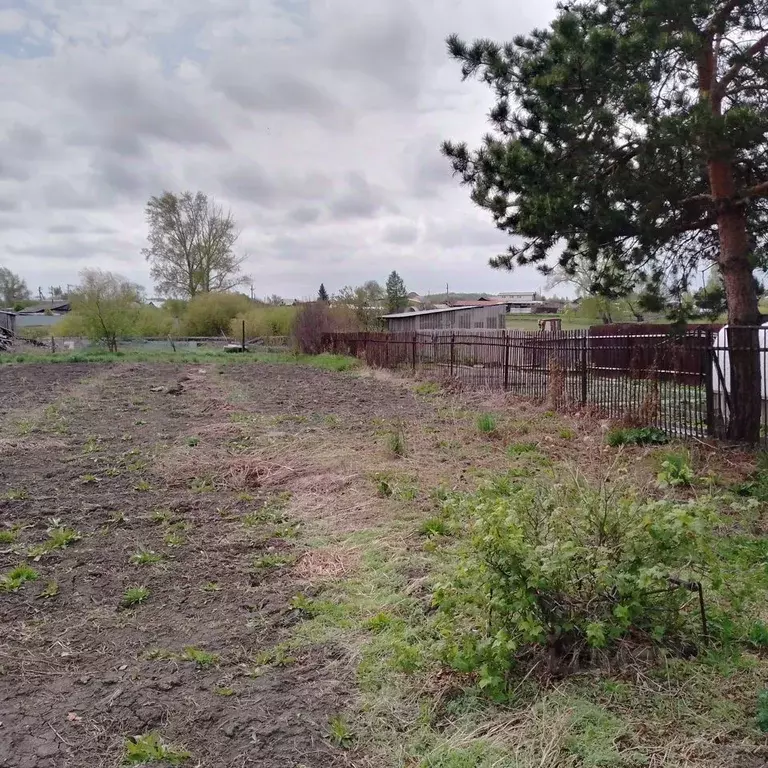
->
(446, 282), (449, 304)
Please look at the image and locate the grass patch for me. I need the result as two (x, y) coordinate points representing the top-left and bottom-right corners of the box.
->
(180, 647), (219, 669)
(476, 413), (498, 436)
(130, 548), (163, 566)
(506, 441), (539, 456)
(0, 564), (39, 592)
(122, 586), (150, 607)
(5, 488), (29, 501)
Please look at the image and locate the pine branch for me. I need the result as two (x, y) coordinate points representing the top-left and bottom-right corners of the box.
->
(705, 0), (748, 37)
(716, 32), (768, 96)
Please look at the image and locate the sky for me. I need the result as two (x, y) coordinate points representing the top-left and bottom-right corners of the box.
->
(0, 0), (561, 300)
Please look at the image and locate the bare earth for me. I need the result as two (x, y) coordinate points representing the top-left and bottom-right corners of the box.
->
(0, 362), (428, 768)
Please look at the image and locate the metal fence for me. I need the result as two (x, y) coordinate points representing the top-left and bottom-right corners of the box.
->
(322, 328), (768, 441)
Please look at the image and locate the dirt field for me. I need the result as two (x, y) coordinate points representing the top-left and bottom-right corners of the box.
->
(0, 361), (435, 768)
(2, 359), (767, 768)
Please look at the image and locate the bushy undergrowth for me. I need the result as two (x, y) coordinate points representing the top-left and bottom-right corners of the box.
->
(232, 305), (296, 338)
(433, 473), (728, 696)
(606, 426), (668, 446)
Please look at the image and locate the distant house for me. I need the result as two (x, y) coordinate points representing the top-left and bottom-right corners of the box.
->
(15, 300), (71, 329)
(383, 304), (506, 332)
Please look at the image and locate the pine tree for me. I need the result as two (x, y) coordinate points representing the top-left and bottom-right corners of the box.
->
(443, 1), (768, 440)
(318, 283), (329, 302)
(385, 271), (408, 313)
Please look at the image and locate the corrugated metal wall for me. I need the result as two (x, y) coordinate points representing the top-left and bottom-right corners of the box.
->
(386, 305), (505, 332)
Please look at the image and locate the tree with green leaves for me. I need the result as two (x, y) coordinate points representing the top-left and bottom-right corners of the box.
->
(0, 267), (30, 307)
(143, 191), (248, 298)
(65, 270), (142, 352)
(333, 281), (384, 330)
(385, 271), (409, 314)
(443, 1), (768, 440)
(318, 283), (329, 302)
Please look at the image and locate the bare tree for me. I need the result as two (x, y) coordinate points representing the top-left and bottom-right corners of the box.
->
(143, 191), (248, 298)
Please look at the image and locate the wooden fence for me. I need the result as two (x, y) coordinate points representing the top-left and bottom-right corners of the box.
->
(322, 328), (760, 440)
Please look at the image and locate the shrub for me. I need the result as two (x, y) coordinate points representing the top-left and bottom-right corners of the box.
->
(132, 305), (175, 337)
(233, 305), (296, 339)
(606, 427), (669, 447)
(433, 474), (721, 695)
(182, 292), (252, 337)
(292, 302), (359, 354)
(657, 452), (695, 487)
(476, 413), (498, 435)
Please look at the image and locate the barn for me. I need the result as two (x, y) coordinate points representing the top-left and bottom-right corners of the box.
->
(383, 304), (506, 332)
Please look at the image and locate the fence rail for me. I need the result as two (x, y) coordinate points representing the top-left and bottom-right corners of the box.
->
(322, 328), (768, 442)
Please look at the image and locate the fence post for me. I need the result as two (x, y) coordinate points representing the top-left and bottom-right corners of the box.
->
(385, 334), (390, 369)
(51, 336), (56, 354)
(503, 330), (510, 390)
(241, 320), (246, 352)
(412, 332), (417, 372)
(580, 332), (588, 406)
(704, 330), (715, 437)
(450, 332), (455, 377)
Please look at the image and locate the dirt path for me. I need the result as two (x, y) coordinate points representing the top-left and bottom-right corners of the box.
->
(0, 362), (432, 768)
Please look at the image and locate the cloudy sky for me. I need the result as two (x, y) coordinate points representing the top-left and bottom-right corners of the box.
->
(0, 0), (560, 300)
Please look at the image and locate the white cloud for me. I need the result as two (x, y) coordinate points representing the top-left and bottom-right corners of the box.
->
(0, 0), (560, 298)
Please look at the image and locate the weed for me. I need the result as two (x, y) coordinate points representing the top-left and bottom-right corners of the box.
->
(657, 452), (695, 488)
(5, 488), (29, 501)
(253, 553), (294, 569)
(80, 474), (99, 485)
(387, 423), (407, 457)
(200, 582), (222, 593)
(476, 413), (498, 436)
(252, 643), (297, 669)
(28, 525), (82, 559)
(109, 511), (127, 524)
(134, 420), (147, 426)
(559, 427), (576, 440)
(0, 564), (39, 592)
(0, 527), (19, 544)
(376, 476), (393, 498)
(414, 381), (440, 397)
(130, 548), (163, 566)
(133, 480), (152, 492)
(215, 687), (235, 697)
(122, 586), (150, 607)
(237, 492), (255, 502)
(37, 581), (60, 599)
(419, 517), (451, 537)
(82, 436), (101, 453)
(190, 476), (215, 493)
(180, 647), (219, 669)
(123, 732), (190, 765)
(606, 426), (669, 446)
(164, 531), (185, 548)
(748, 620), (768, 648)
(186, 436), (200, 447)
(290, 593), (315, 615)
(364, 612), (395, 633)
(758, 690), (768, 732)
(105, 467), (121, 477)
(327, 715), (354, 748)
(151, 509), (172, 524)
(507, 441), (539, 456)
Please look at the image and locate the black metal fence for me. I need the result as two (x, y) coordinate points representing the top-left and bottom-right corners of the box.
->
(322, 328), (768, 441)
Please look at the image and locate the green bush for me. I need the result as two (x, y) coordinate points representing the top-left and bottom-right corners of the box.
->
(606, 426), (669, 446)
(657, 452), (695, 488)
(182, 292), (252, 336)
(233, 305), (296, 338)
(132, 305), (175, 337)
(433, 475), (721, 696)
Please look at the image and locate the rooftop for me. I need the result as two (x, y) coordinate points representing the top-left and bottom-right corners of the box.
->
(383, 304), (505, 319)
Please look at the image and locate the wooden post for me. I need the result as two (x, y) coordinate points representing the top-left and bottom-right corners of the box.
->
(704, 330), (715, 437)
(412, 332), (417, 372)
(450, 332), (455, 377)
(385, 334), (390, 368)
(241, 320), (246, 352)
(51, 336), (56, 354)
(503, 330), (510, 390)
(581, 332), (588, 405)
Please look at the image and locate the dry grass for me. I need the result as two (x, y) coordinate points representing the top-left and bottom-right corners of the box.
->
(295, 547), (361, 581)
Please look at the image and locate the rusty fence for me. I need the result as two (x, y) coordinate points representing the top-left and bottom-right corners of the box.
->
(322, 328), (768, 441)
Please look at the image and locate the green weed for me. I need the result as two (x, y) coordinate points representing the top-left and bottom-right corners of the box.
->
(37, 581), (60, 599)
(327, 715), (355, 748)
(122, 586), (150, 607)
(215, 687), (235, 697)
(758, 690), (768, 732)
(252, 643), (297, 670)
(253, 553), (294, 569)
(5, 488), (29, 501)
(133, 480), (152, 492)
(123, 732), (190, 765)
(190, 476), (215, 493)
(80, 474), (98, 485)
(0, 564), (39, 592)
(606, 426), (669, 446)
(657, 452), (695, 488)
(151, 509), (172, 524)
(387, 425), (407, 457)
(507, 441), (539, 456)
(130, 548), (163, 566)
(186, 436), (200, 447)
(476, 413), (498, 436)
(180, 647), (219, 669)
(414, 381), (441, 397)
(200, 582), (222, 592)
(419, 517), (451, 537)
(559, 428), (576, 440)
(0, 527), (19, 544)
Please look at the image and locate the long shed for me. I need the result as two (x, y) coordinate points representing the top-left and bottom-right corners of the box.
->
(383, 304), (506, 332)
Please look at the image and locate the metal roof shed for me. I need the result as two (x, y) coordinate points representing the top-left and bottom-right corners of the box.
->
(383, 304), (506, 332)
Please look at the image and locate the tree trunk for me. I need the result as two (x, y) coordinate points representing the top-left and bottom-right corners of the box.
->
(712, 164), (762, 442)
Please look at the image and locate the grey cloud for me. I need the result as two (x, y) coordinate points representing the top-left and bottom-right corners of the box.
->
(329, 172), (397, 220)
(383, 221), (419, 245)
(429, 219), (509, 249)
(0, 124), (47, 181)
(219, 164), (276, 205)
(288, 206), (321, 225)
